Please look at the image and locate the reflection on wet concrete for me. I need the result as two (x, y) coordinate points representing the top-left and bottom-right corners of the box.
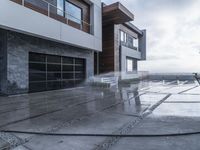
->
(0, 80), (199, 150)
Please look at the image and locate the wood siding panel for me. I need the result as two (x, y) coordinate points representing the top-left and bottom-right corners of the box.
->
(11, 0), (22, 4)
(100, 24), (115, 73)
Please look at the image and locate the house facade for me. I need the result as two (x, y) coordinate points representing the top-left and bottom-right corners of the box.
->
(99, 2), (146, 80)
(0, 0), (102, 94)
(0, 1), (146, 95)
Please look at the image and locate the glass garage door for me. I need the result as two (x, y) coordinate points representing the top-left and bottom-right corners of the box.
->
(29, 52), (86, 92)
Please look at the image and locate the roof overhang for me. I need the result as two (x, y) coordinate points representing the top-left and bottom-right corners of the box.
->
(124, 22), (143, 36)
(103, 2), (134, 25)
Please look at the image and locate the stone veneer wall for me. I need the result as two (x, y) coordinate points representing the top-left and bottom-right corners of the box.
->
(0, 30), (7, 93)
(3, 30), (94, 95)
(0, 32), (2, 92)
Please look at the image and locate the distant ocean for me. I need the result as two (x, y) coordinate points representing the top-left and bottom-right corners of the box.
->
(147, 73), (195, 81)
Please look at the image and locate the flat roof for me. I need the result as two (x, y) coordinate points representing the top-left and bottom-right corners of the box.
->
(124, 22), (143, 35)
(103, 2), (134, 25)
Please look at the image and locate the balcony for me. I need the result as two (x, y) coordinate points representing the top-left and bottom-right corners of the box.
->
(11, 0), (91, 34)
(121, 45), (142, 60)
(120, 42), (139, 52)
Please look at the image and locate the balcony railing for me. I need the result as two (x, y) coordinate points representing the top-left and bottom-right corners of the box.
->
(10, 0), (92, 34)
(120, 42), (139, 51)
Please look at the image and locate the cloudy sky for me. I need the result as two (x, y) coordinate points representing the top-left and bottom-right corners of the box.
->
(102, 0), (200, 73)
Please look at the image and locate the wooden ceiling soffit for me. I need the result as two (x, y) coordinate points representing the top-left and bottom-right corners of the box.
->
(103, 2), (134, 25)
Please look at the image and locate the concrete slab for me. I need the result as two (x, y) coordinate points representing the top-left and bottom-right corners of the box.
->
(0, 88), (122, 128)
(57, 112), (137, 134)
(153, 103), (200, 117)
(128, 116), (200, 135)
(105, 101), (149, 117)
(144, 85), (174, 93)
(105, 93), (168, 117)
(139, 93), (168, 105)
(184, 86), (200, 95)
(24, 136), (104, 150)
(2, 86), (137, 136)
(0, 81), (199, 150)
(109, 135), (200, 150)
(12, 145), (30, 150)
(165, 94), (200, 103)
(160, 84), (196, 94)
(0, 138), (9, 150)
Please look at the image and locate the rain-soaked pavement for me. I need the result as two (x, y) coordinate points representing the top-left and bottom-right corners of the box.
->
(0, 80), (200, 150)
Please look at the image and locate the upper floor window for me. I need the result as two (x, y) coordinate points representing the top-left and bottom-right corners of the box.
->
(133, 38), (139, 48)
(120, 31), (127, 42)
(57, 0), (64, 16)
(65, 1), (82, 25)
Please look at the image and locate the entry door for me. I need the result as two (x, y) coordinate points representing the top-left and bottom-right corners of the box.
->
(29, 52), (86, 92)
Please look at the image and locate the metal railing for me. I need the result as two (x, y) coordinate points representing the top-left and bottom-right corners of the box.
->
(18, 0), (92, 33)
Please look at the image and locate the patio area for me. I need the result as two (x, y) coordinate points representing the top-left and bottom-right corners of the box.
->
(0, 80), (200, 150)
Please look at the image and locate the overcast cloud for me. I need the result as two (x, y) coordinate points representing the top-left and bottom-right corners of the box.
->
(102, 0), (200, 73)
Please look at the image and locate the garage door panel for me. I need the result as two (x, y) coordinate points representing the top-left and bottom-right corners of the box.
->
(47, 81), (61, 90)
(62, 65), (74, 72)
(29, 63), (46, 72)
(29, 82), (46, 92)
(29, 73), (46, 81)
(62, 80), (75, 88)
(47, 73), (61, 81)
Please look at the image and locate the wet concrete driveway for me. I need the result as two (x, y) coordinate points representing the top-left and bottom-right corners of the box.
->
(0, 80), (200, 150)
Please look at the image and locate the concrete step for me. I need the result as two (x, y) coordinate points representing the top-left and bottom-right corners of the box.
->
(0, 138), (10, 150)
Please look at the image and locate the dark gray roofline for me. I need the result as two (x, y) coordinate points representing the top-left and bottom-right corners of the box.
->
(123, 22), (143, 35)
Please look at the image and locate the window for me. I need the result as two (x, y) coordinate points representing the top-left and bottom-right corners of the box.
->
(126, 58), (134, 72)
(57, 0), (64, 16)
(133, 38), (139, 49)
(120, 31), (127, 42)
(65, 1), (82, 24)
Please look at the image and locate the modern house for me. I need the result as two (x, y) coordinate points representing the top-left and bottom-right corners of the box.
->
(0, 1), (146, 95)
(98, 2), (146, 80)
(0, 0), (102, 94)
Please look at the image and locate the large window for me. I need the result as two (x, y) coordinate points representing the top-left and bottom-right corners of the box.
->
(56, 0), (82, 24)
(65, 1), (82, 24)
